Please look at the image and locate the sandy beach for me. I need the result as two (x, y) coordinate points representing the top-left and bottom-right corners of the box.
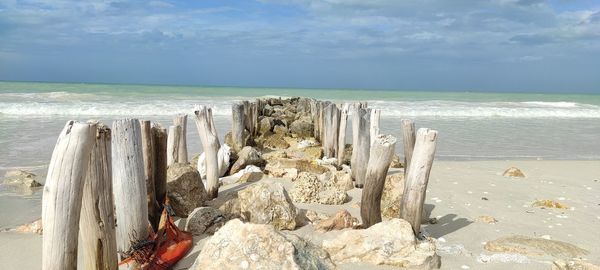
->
(2, 159), (598, 269)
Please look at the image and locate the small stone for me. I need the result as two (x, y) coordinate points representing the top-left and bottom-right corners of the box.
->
(238, 171), (265, 183)
(315, 210), (359, 231)
(503, 167), (525, 178)
(389, 154), (403, 168)
(532, 199), (569, 209)
(229, 146), (265, 175)
(15, 219), (43, 234)
(482, 197), (489, 201)
(3, 170), (42, 188)
(476, 216), (498, 224)
(237, 181), (297, 230)
(184, 207), (226, 235)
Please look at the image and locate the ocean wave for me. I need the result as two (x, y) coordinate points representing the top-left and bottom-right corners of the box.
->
(520, 101), (579, 108)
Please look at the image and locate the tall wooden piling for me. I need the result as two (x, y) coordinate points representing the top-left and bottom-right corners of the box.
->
(42, 121), (96, 270)
(232, 102), (245, 152)
(323, 103), (340, 158)
(152, 123), (168, 206)
(370, 109), (381, 146)
(141, 120), (159, 231)
(351, 108), (371, 188)
(80, 122), (118, 270)
(360, 134), (397, 228)
(193, 106), (220, 199)
(166, 125), (181, 166)
(173, 114), (188, 163)
(399, 128), (438, 235)
(112, 119), (149, 255)
(401, 119), (416, 177)
(337, 103), (350, 166)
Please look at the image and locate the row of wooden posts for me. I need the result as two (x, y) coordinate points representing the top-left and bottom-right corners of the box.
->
(41, 98), (437, 270)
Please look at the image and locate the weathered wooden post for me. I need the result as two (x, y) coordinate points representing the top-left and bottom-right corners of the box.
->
(141, 120), (159, 231)
(337, 103), (350, 166)
(401, 119), (416, 177)
(112, 119), (149, 256)
(166, 125), (181, 166)
(351, 102), (367, 152)
(42, 121), (96, 270)
(400, 128), (438, 235)
(232, 102), (245, 152)
(80, 122), (118, 270)
(193, 105), (220, 199)
(370, 109), (381, 146)
(351, 108), (371, 188)
(323, 103), (340, 158)
(361, 134), (397, 228)
(319, 101), (331, 143)
(173, 114), (188, 163)
(152, 123), (168, 206)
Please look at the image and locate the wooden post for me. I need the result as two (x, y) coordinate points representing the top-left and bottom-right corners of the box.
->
(399, 128), (438, 235)
(323, 103), (340, 158)
(193, 105), (220, 199)
(152, 123), (168, 207)
(141, 120), (159, 231)
(231, 102), (245, 152)
(337, 103), (350, 166)
(360, 134), (397, 228)
(351, 108), (371, 188)
(80, 122), (118, 270)
(401, 119), (416, 177)
(370, 109), (381, 146)
(319, 101), (330, 144)
(111, 119), (149, 255)
(173, 114), (188, 163)
(351, 102), (368, 153)
(42, 121), (96, 270)
(166, 125), (181, 166)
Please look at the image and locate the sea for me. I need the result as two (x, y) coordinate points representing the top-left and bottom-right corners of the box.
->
(1, 81), (599, 228)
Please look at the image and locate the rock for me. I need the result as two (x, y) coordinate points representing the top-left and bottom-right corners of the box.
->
(286, 146), (323, 161)
(503, 167), (525, 177)
(532, 199), (569, 209)
(315, 210), (359, 231)
(224, 131), (252, 153)
(184, 207), (226, 235)
(3, 170), (42, 187)
(273, 125), (288, 135)
(484, 235), (588, 259)
(262, 150), (287, 161)
(218, 193), (241, 219)
(332, 171), (354, 191)
(229, 146), (265, 175)
(265, 158), (329, 175)
(297, 209), (331, 226)
(476, 215), (498, 224)
(259, 117), (274, 135)
(239, 171), (265, 183)
(381, 172), (405, 218)
(167, 163), (209, 217)
(289, 117), (314, 137)
(317, 189), (348, 205)
(15, 219), (43, 234)
(267, 167), (299, 179)
(238, 181), (297, 230)
(191, 219), (335, 270)
(552, 259), (600, 270)
(323, 218), (441, 268)
(290, 172), (348, 205)
(390, 154), (403, 168)
(258, 133), (291, 149)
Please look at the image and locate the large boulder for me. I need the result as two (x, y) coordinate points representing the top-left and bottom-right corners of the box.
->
(229, 146), (265, 175)
(259, 117), (274, 135)
(238, 181), (297, 230)
(322, 218), (440, 269)
(289, 116), (314, 137)
(167, 163), (209, 217)
(265, 158), (329, 175)
(184, 207), (226, 236)
(290, 172), (348, 205)
(382, 172), (405, 218)
(257, 133), (290, 150)
(191, 219), (335, 270)
(484, 235), (588, 259)
(3, 170), (42, 187)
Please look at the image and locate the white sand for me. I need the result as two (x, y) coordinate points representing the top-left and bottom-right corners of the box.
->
(1, 160), (599, 269)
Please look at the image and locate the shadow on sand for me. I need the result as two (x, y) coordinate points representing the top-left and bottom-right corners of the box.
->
(422, 204), (473, 238)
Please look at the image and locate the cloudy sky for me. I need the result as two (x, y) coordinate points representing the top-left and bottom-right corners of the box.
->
(0, 0), (599, 92)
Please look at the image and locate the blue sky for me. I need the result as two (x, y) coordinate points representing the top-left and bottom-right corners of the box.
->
(0, 0), (599, 93)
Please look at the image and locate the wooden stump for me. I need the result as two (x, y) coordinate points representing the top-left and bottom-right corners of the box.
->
(42, 121), (97, 270)
(111, 119), (149, 255)
(173, 114), (188, 163)
(231, 102), (245, 152)
(141, 120), (159, 231)
(323, 103), (340, 158)
(399, 128), (438, 235)
(401, 119), (416, 177)
(166, 125), (181, 166)
(351, 108), (371, 188)
(152, 123), (167, 206)
(193, 105), (220, 199)
(360, 134), (397, 228)
(370, 109), (381, 146)
(80, 122), (118, 270)
(337, 103), (350, 166)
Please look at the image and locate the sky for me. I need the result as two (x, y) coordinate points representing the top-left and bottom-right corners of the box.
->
(0, 0), (599, 93)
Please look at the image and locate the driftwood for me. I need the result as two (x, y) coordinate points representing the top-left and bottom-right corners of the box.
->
(42, 121), (96, 270)
(80, 122), (118, 270)
(173, 114), (188, 163)
(401, 119), (416, 177)
(351, 102), (368, 149)
(193, 105), (220, 199)
(399, 128), (438, 235)
(361, 134), (397, 228)
(323, 103), (340, 158)
(337, 103), (350, 166)
(152, 123), (167, 206)
(231, 102), (245, 152)
(351, 108), (371, 188)
(141, 120), (159, 231)
(370, 109), (381, 146)
(166, 125), (181, 166)
(111, 119), (149, 255)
